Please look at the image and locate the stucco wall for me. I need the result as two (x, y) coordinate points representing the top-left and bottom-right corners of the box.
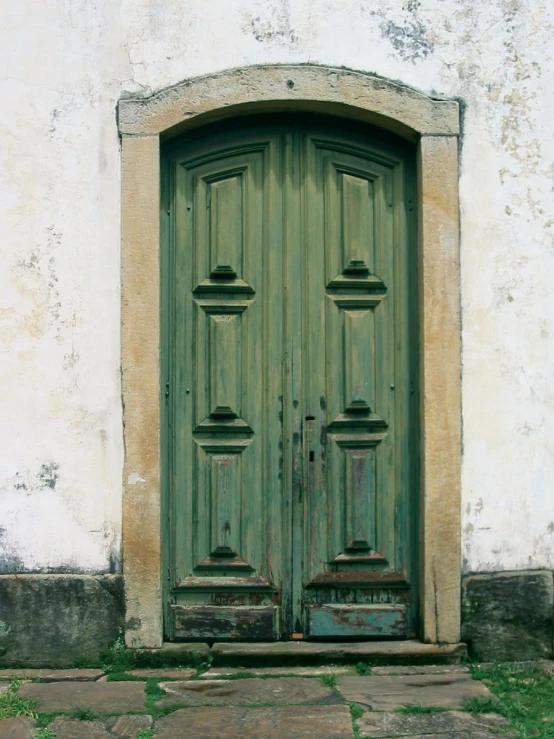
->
(1, 0), (553, 575)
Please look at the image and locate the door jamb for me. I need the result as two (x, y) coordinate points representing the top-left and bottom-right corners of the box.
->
(118, 64), (461, 648)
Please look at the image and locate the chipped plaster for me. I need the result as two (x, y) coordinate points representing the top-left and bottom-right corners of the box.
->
(1, 0), (553, 575)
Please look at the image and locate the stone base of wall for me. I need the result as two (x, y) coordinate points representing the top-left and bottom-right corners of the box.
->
(462, 570), (554, 661)
(0, 571), (552, 665)
(0, 575), (124, 667)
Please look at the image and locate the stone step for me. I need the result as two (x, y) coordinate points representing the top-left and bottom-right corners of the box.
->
(147, 640), (466, 666)
(0, 668), (104, 682)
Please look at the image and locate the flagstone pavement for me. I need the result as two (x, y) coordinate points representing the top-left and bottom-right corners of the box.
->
(0, 665), (518, 738)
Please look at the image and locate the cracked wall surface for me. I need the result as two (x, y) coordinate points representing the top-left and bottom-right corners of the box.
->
(1, 0), (553, 574)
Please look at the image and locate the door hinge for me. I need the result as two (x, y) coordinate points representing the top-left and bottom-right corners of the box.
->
(165, 382), (170, 399)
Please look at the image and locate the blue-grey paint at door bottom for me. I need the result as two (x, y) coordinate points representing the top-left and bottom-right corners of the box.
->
(307, 604), (408, 638)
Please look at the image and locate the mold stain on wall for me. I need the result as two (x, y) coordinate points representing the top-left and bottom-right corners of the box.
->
(245, 0), (298, 46)
(377, 0), (433, 62)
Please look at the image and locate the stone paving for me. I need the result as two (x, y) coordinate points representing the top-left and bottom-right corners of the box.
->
(0, 664), (523, 738)
(337, 672), (492, 711)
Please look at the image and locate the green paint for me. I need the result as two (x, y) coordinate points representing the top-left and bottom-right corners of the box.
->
(162, 116), (418, 641)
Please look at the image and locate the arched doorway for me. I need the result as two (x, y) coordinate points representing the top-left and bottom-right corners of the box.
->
(161, 116), (418, 641)
(119, 65), (461, 649)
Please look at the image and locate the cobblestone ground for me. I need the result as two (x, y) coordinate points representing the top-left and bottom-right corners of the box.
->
(0, 665), (521, 738)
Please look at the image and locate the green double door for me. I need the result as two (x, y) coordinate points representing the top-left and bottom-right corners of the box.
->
(163, 117), (418, 641)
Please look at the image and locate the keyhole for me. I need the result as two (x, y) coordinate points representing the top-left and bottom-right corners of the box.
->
(309, 450), (315, 462)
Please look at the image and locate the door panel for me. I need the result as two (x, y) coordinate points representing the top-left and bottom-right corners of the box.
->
(168, 137), (286, 640)
(301, 134), (415, 637)
(163, 119), (417, 641)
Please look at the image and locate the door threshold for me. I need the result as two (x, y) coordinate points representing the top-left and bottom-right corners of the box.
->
(158, 640), (467, 666)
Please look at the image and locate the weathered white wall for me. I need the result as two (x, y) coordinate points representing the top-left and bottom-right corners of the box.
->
(1, 0), (553, 574)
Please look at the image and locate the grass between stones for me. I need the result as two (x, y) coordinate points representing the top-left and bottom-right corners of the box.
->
(106, 672), (144, 681)
(398, 704), (449, 714)
(36, 713), (63, 727)
(320, 673), (337, 689)
(35, 729), (56, 739)
(347, 662), (554, 739)
(468, 663), (554, 738)
(73, 629), (215, 674)
(0, 679), (37, 720)
(349, 702), (364, 739)
(66, 707), (100, 721)
(145, 679), (182, 721)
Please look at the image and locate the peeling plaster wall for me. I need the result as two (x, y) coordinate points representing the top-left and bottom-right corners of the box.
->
(1, 0), (553, 575)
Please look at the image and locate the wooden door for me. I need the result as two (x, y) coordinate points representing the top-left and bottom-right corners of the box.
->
(162, 117), (418, 641)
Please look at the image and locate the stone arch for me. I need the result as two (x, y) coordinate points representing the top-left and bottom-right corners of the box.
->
(118, 64), (458, 139)
(119, 65), (461, 651)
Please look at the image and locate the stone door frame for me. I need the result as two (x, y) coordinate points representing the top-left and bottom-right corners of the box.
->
(118, 64), (461, 649)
